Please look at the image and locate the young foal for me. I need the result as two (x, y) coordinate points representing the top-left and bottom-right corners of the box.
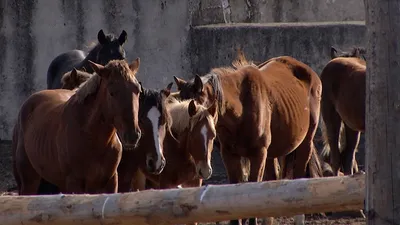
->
(47, 29), (128, 89)
(137, 98), (218, 192)
(13, 59), (142, 194)
(320, 46), (366, 176)
(173, 54), (322, 225)
(117, 83), (173, 192)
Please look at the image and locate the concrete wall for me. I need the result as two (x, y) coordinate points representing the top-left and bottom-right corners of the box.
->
(0, 0), (365, 140)
(192, 0), (365, 25)
(0, 0), (194, 140)
(189, 21), (366, 77)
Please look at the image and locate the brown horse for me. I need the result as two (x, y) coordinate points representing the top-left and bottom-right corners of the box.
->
(173, 54), (322, 225)
(13, 59), (142, 195)
(61, 68), (93, 90)
(320, 46), (366, 176)
(117, 82), (173, 192)
(129, 98), (218, 225)
(141, 98), (217, 188)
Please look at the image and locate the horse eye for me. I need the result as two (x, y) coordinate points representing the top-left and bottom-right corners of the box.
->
(109, 91), (115, 97)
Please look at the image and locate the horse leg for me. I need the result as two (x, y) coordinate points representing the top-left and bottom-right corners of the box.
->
(246, 145), (268, 225)
(14, 140), (42, 195)
(103, 172), (118, 194)
(117, 151), (139, 192)
(220, 145), (246, 225)
(261, 158), (279, 225)
(131, 169), (147, 191)
(321, 98), (342, 176)
(341, 125), (360, 175)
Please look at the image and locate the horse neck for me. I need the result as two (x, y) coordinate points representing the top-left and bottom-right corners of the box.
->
(66, 84), (117, 144)
(76, 45), (101, 73)
(169, 127), (192, 157)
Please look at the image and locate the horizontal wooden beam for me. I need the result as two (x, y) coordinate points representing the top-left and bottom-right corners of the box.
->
(0, 173), (365, 225)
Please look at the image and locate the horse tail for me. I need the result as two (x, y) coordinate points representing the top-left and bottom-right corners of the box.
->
(280, 142), (323, 179)
(320, 119), (346, 162)
(306, 143), (324, 178)
(241, 157), (250, 182)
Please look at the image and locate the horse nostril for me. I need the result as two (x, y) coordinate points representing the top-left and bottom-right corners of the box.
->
(198, 169), (203, 178)
(147, 158), (154, 171)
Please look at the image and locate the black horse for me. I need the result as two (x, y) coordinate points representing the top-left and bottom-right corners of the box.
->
(46, 29), (128, 89)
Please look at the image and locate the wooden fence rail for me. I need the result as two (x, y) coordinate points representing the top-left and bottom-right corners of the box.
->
(0, 173), (365, 225)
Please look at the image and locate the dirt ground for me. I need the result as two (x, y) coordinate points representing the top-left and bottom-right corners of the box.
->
(0, 140), (366, 225)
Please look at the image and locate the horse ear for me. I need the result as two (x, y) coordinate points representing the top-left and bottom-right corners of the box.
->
(330, 46), (338, 59)
(98, 29), (108, 45)
(173, 76), (186, 91)
(129, 58), (140, 74)
(193, 75), (203, 93)
(161, 82), (173, 98)
(70, 68), (78, 81)
(188, 100), (198, 117)
(208, 100), (218, 117)
(88, 60), (106, 77)
(118, 30), (128, 45)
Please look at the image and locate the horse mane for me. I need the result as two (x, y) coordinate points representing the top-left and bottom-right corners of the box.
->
(200, 50), (256, 115)
(335, 46), (366, 60)
(74, 73), (102, 103)
(74, 60), (137, 103)
(166, 98), (216, 135)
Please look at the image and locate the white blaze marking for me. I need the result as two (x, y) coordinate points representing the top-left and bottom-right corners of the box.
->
(147, 106), (163, 169)
(200, 125), (211, 168)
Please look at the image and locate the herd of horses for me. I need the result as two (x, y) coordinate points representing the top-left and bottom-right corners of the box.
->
(10, 29), (366, 225)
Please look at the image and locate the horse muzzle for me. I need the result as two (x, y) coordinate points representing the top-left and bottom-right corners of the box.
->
(196, 161), (213, 180)
(122, 130), (141, 150)
(146, 155), (166, 175)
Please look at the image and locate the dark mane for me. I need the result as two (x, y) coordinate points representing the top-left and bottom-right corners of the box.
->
(199, 73), (226, 115)
(332, 46), (366, 61)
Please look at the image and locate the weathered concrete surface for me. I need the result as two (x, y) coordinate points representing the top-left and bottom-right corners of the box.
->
(189, 21), (366, 77)
(0, 0), (193, 140)
(0, 0), (366, 141)
(192, 0), (365, 25)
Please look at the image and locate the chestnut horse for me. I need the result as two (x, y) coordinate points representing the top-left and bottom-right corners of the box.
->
(47, 29), (127, 89)
(13, 59), (142, 194)
(140, 98), (217, 188)
(117, 82), (174, 192)
(173, 54), (322, 225)
(320, 46), (366, 176)
(129, 98), (218, 225)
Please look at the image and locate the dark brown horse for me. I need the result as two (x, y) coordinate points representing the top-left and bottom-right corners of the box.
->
(320, 46), (366, 176)
(173, 54), (322, 225)
(13, 59), (142, 194)
(117, 82), (174, 192)
(47, 29), (127, 89)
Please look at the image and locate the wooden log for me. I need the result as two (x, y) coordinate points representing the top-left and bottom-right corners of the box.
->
(0, 174), (365, 225)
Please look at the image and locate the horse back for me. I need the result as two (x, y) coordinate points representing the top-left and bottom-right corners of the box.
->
(255, 57), (321, 156)
(47, 50), (86, 89)
(18, 89), (73, 138)
(320, 57), (366, 131)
